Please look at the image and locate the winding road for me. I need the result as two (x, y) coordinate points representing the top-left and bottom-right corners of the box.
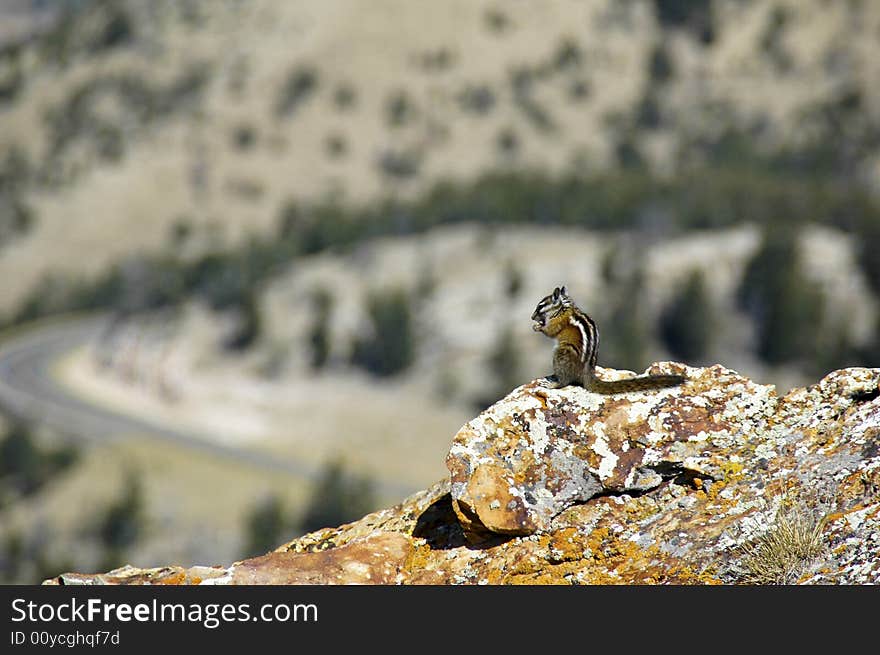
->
(0, 315), (416, 498)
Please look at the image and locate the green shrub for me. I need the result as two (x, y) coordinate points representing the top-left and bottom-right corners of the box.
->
(324, 132), (348, 159)
(96, 469), (145, 570)
(223, 290), (262, 352)
(473, 326), (523, 409)
(98, 471), (144, 551)
(810, 322), (859, 377)
(378, 149), (421, 180)
(514, 93), (556, 134)
(1, 529), (75, 584)
(857, 314), (880, 368)
(112, 256), (186, 313)
(496, 128), (519, 156)
(660, 270), (713, 362)
(483, 8), (511, 34)
(738, 225), (825, 364)
(0, 422), (79, 501)
(635, 90), (663, 130)
(44, 66), (210, 169)
(553, 38), (583, 72)
(568, 79), (590, 102)
(231, 123), (257, 150)
(0, 146), (30, 191)
(854, 216), (880, 296)
(0, 424), (41, 498)
(40, 0), (134, 66)
(415, 263), (437, 300)
(0, 198), (34, 246)
(457, 84), (495, 115)
(385, 89), (418, 128)
(759, 5), (793, 73)
(275, 66), (319, 118)
(0, 531), (23, 582)
(92, 1), (133, 51)
(333, 83), (357, 110)
(491, 327), (520, 390)
(648, 42), (674, 84)
(601, 268), (650, 372)
(614, 137), (646, 170)
(0, 46), (23, 103)
(504, 261), (523, 299)
(0, 147), (35, 247)
(308, 287), (334, 369)
(186, 253), (246, 310)
(277, 199), (355, 255)
(416, 48), (455, 72)
(653, 0), (715, 43)
(168, 217), (193, 248)
(242, 494), (290, 558)
(508, 67), (557, 133)
(351, 288), (416, 377)
(298, 459), (376, 534)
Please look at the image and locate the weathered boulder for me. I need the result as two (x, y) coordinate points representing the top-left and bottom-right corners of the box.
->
(446, 363), (762, 536)
(45, 364), (880, 585)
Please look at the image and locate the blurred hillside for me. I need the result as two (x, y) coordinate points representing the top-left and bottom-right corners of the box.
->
(1, 0), (880, 582)
(1, 0), (879, 310)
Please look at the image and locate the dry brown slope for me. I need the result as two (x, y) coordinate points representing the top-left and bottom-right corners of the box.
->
(2, 0), (879, 313)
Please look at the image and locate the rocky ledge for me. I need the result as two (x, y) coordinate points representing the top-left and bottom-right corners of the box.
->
(46, 363), (880, 585)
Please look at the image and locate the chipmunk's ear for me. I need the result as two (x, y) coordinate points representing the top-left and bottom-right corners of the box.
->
(559, 285), (567, 296)
(552, 287), (561, 299)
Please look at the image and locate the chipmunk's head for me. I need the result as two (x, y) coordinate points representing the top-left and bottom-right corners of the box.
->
(531, 285), (572, 332)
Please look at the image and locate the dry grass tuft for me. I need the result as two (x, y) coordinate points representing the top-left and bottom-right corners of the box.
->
(739, 502), (828, 585)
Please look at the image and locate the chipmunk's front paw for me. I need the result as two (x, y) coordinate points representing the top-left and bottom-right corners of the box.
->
(543, 375), (566, 390)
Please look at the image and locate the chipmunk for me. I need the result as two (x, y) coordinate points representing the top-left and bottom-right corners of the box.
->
(531, 285), (686, 393)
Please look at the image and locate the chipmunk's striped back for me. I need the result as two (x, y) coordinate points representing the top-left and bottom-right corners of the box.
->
(532, 286), (685, 393)
(566, 307), (599, 371)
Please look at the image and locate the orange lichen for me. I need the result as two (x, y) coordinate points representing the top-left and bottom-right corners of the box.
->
(547, 527), (586, 563)
(403, 541), (433, 574)
(705, 479), (726, 501)
(158, 571), (186, 585)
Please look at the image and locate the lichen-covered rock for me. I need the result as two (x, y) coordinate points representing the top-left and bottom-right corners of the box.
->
(446, 363), (772, 536)
(228, 533), (413, 584)
(45, 364), (880, 585)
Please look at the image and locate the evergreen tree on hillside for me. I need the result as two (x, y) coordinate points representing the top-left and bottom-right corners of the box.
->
(351, 288), (416, 377)
(602, 267), (650, 372)
(660, 270), (713, 363)
(737, 225), (824, 364)
(242, 494), (289, 558)
(308, 287), (335, 369)
(97, 470), (145, 571)
(298, 459), (376, 535)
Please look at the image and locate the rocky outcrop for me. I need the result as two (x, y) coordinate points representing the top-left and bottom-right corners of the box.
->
(46, 364), (880, 585)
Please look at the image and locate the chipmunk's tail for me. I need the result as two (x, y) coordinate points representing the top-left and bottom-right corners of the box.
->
(587, 373), (686, 394)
